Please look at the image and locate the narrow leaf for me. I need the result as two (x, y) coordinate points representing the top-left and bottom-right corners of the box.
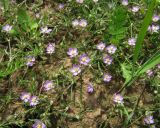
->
(133, 0), (156, 63)
(137, 50), (160, 75)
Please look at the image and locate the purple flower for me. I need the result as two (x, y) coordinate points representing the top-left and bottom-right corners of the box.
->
(148, 25), (159, 33)
(26, 56), (35, 67)
(144, 115), (154, 125)
(106, 45), (117, 54)
(46, 43), (55, 54)
(58, 3), (65, 10)
(67, 48), (78, 58)
(128, 38), (136, 46)
(157, 64), (160, 69)
(122, 0), (128, 6)
(152, 15), (159, 22)
(20, 92), (31, 103)
(103, 55), (113, 65)
(87, 83), (94, 93)
(32, 120), (46, 128)
(103, 73), (112, 82)
(131, 6), (140, 13)
(79, 19), (87, 28)
(79, 54), (90, 65)
(96, 42), (106, 51)
(43, 80), (54, 91)
(113, 93), (124, 104)
(29, 96), (39, 106)
(40, 26), (52, 34)
(70, 64), (81, 76)
(2, 24), (12, 32)
(146, 69), (153, 77)
(72, 19), (79, 27)
(76, 0), (84, 4)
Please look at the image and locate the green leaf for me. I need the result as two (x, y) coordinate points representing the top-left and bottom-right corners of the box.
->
(17, 8), (38, 31)
(136, 50), (160, 75)
(107, 7), (128, 44)
(0, 0), (9, 11)
(121, 63), (132, 84)
(133, 0), (156, 63)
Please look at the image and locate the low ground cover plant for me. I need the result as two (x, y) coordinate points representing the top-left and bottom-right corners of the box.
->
(0, 0), (160, 128)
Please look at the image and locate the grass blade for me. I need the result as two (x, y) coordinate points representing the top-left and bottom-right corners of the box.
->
(133, 0), (156, 63)
(136, 50), (160, 75)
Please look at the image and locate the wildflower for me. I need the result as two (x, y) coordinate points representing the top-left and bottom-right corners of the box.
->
(122, 0), (128, 6)
(46, 43), (55, 54)
(58, 3), (65, 10)
(32, 120), (46, 128)
(152, 25), (159, 33)
(157, 64), (160, 69)
(76, 0), (84, 4)
(72, 19), (79, 27)
(79, 54), (90, 65)
(26, 56), (35, 67)
(106, 45), (117, 54)
(128, 38), (136, 46)
(67, 48), (78, 58)
(20, 92), (31, 103)
(70, 64), (81, 76)
(29, 96), (39, 106)
(103, 55), (113, 65)
(40, 26), (52, 34)
(113, 93), (124, 104)
(146, 69), (153, 77)
(87, 83), (94, 93)
(96, 42), (106, 51)
(152, 15), (159, 22)
(103, 73), (112, 82)
(131, 6), (140, 13)
(144, 115), (154, 125)
(2, 24), (12, 32)
(35, 13), (40, 18)
(93, 0), (98, 3)
(43, 80), (54, 91)
(79, 19), (87, 28)
(148, 25), (160, 33)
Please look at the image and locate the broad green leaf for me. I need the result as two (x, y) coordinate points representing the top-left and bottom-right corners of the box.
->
(17, 8), (38, 31)
(133, 0), (156, 63)
(121, 63), (132, 84)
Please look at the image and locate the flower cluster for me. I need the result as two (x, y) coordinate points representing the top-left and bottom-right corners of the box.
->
(40, 26), (52, 34)
(148, 14), (160, 34)
(148, 25), (159, 33)
(96, 42), (117, 82)
(20, 92), (39, 107)
(68, 48), (90, 76)
(144, 115), (154, 125)
(72, 19), (87, 28)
